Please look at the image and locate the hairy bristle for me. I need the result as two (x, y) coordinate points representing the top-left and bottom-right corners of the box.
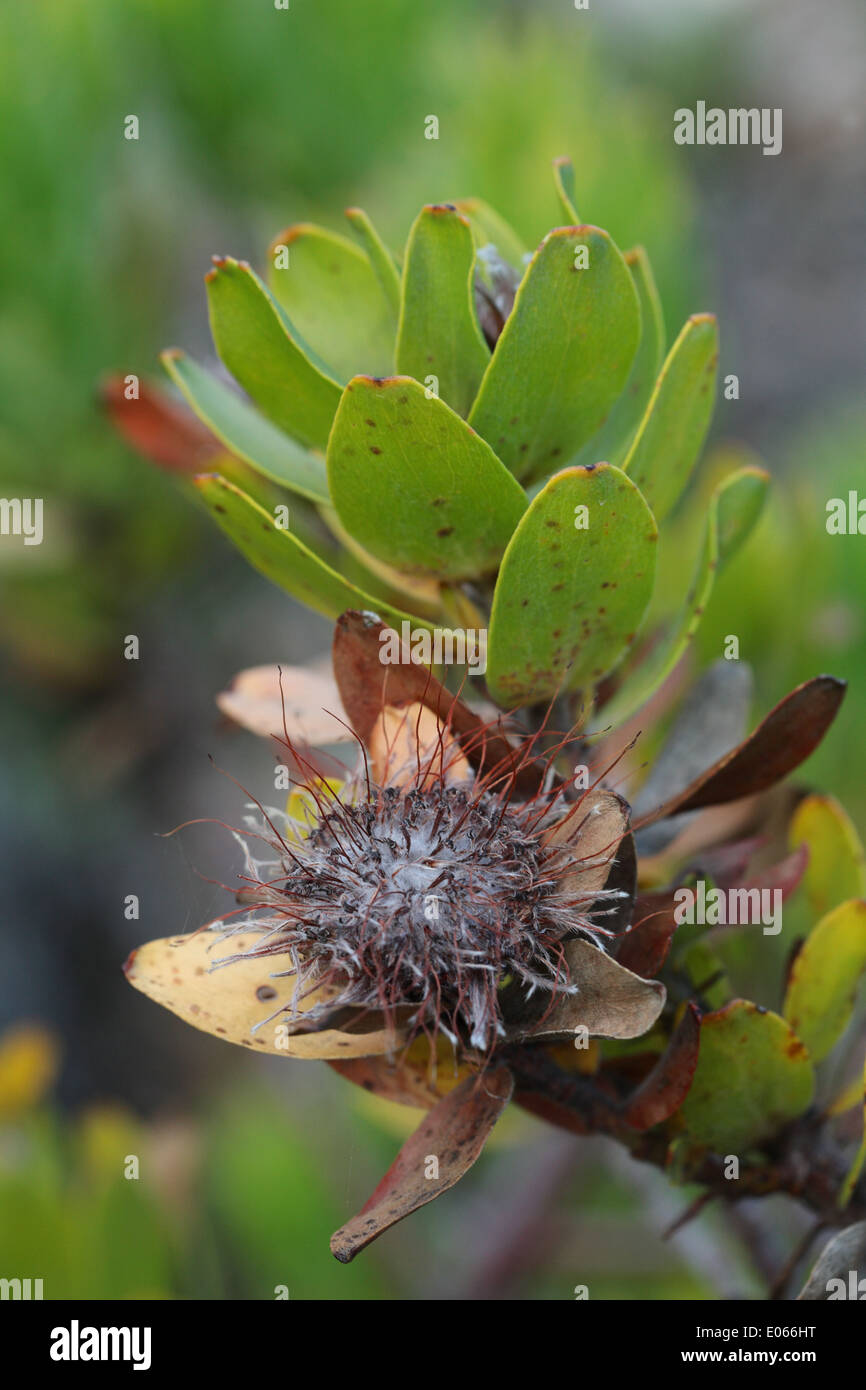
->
(210, 726), (626, 1053)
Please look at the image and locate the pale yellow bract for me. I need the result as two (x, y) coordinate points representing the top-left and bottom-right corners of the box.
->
(124, 931), (404, 1059)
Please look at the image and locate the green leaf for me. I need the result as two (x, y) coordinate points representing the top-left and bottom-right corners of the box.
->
(789, 794), (866, 921)
(486, 463), (657, 706)
(623, 314), (718, 521)
(552, 155), (579, 221)
(344, 206), (402, 316)
(716, 465), (769, 564)
(838, 1058), (866, 1209)
(267, 224), (396, 383)
(395, 205), (489, 417)
(601, 495), (718, 727)
(205, 256), (341, 452)
(468, 227), (641, 484)
(327, 376), (526, 580)
(160, 349), (329, 504)
(683, 940), (732, 1011)
(453, 197), (527, 268)
(784, 900), (866, 1064)
(573, 246), (665, 470)
(600, 465), (767, 726)
(679, 1000), (815, 1152)
(194, 473), (430, 628)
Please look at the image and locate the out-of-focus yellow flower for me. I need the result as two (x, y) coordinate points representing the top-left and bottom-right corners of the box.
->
(0, 1023), (59, 1118)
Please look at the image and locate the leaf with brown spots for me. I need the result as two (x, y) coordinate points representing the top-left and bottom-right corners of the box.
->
(468, 226), (640, 483)
(123, 931), (406, 1059)
(679, 1000), (815, 1151)
(633, 677), (847, 830)
(327, 375), (526, 579)
(486, 463), (657, 706)
(330, 1066), (513, 1262)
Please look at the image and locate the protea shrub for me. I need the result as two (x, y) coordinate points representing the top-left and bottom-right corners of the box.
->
(108, 159), (866, 1288)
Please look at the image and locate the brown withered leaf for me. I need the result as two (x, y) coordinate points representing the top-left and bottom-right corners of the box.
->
(615, 891), (679, 977)
(633, 659), (754, 856)
(544, 789), (631, 900)
(101, 375), (219, 472)
(332, 611), (539, 793)
(330, 1037), (474, 1109)
(330, 1066), (513, 1262)
(506, 938), (666, 1044)
(634, 677), (846, 830)
(621, 1002), (701, 1130)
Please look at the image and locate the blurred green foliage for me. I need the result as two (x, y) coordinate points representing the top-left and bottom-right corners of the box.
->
(0, 0), (696, 686)
(0, 1022), (726, 1300)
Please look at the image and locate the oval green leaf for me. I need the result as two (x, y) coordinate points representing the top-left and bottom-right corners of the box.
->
(784, 900), (866, 1064)
(680, 1000), (815, 1152)
(789, 795), (866, 921)
(205, 256), (341, 452)
(468, 226), (640, 484)
(572, 246), (665, 470)
(268, 223), (396, 382)
(327, 375), (527, 580)
(623, 313), (719, 521)
(486, 463), (657, 706)
(395, 205), (489, 417)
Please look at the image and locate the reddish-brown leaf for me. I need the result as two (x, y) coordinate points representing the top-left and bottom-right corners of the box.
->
(633, 677), (846, 830)
(101, 375), (219, 472)
(332, 610), (539, 793)
(616, 891), (679, 977)
(330, 1066), (513, 1262)
(621, 1002), (702, 1130)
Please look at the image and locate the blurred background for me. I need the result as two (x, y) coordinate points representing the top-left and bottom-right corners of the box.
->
(0, 0), (864, 1299)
